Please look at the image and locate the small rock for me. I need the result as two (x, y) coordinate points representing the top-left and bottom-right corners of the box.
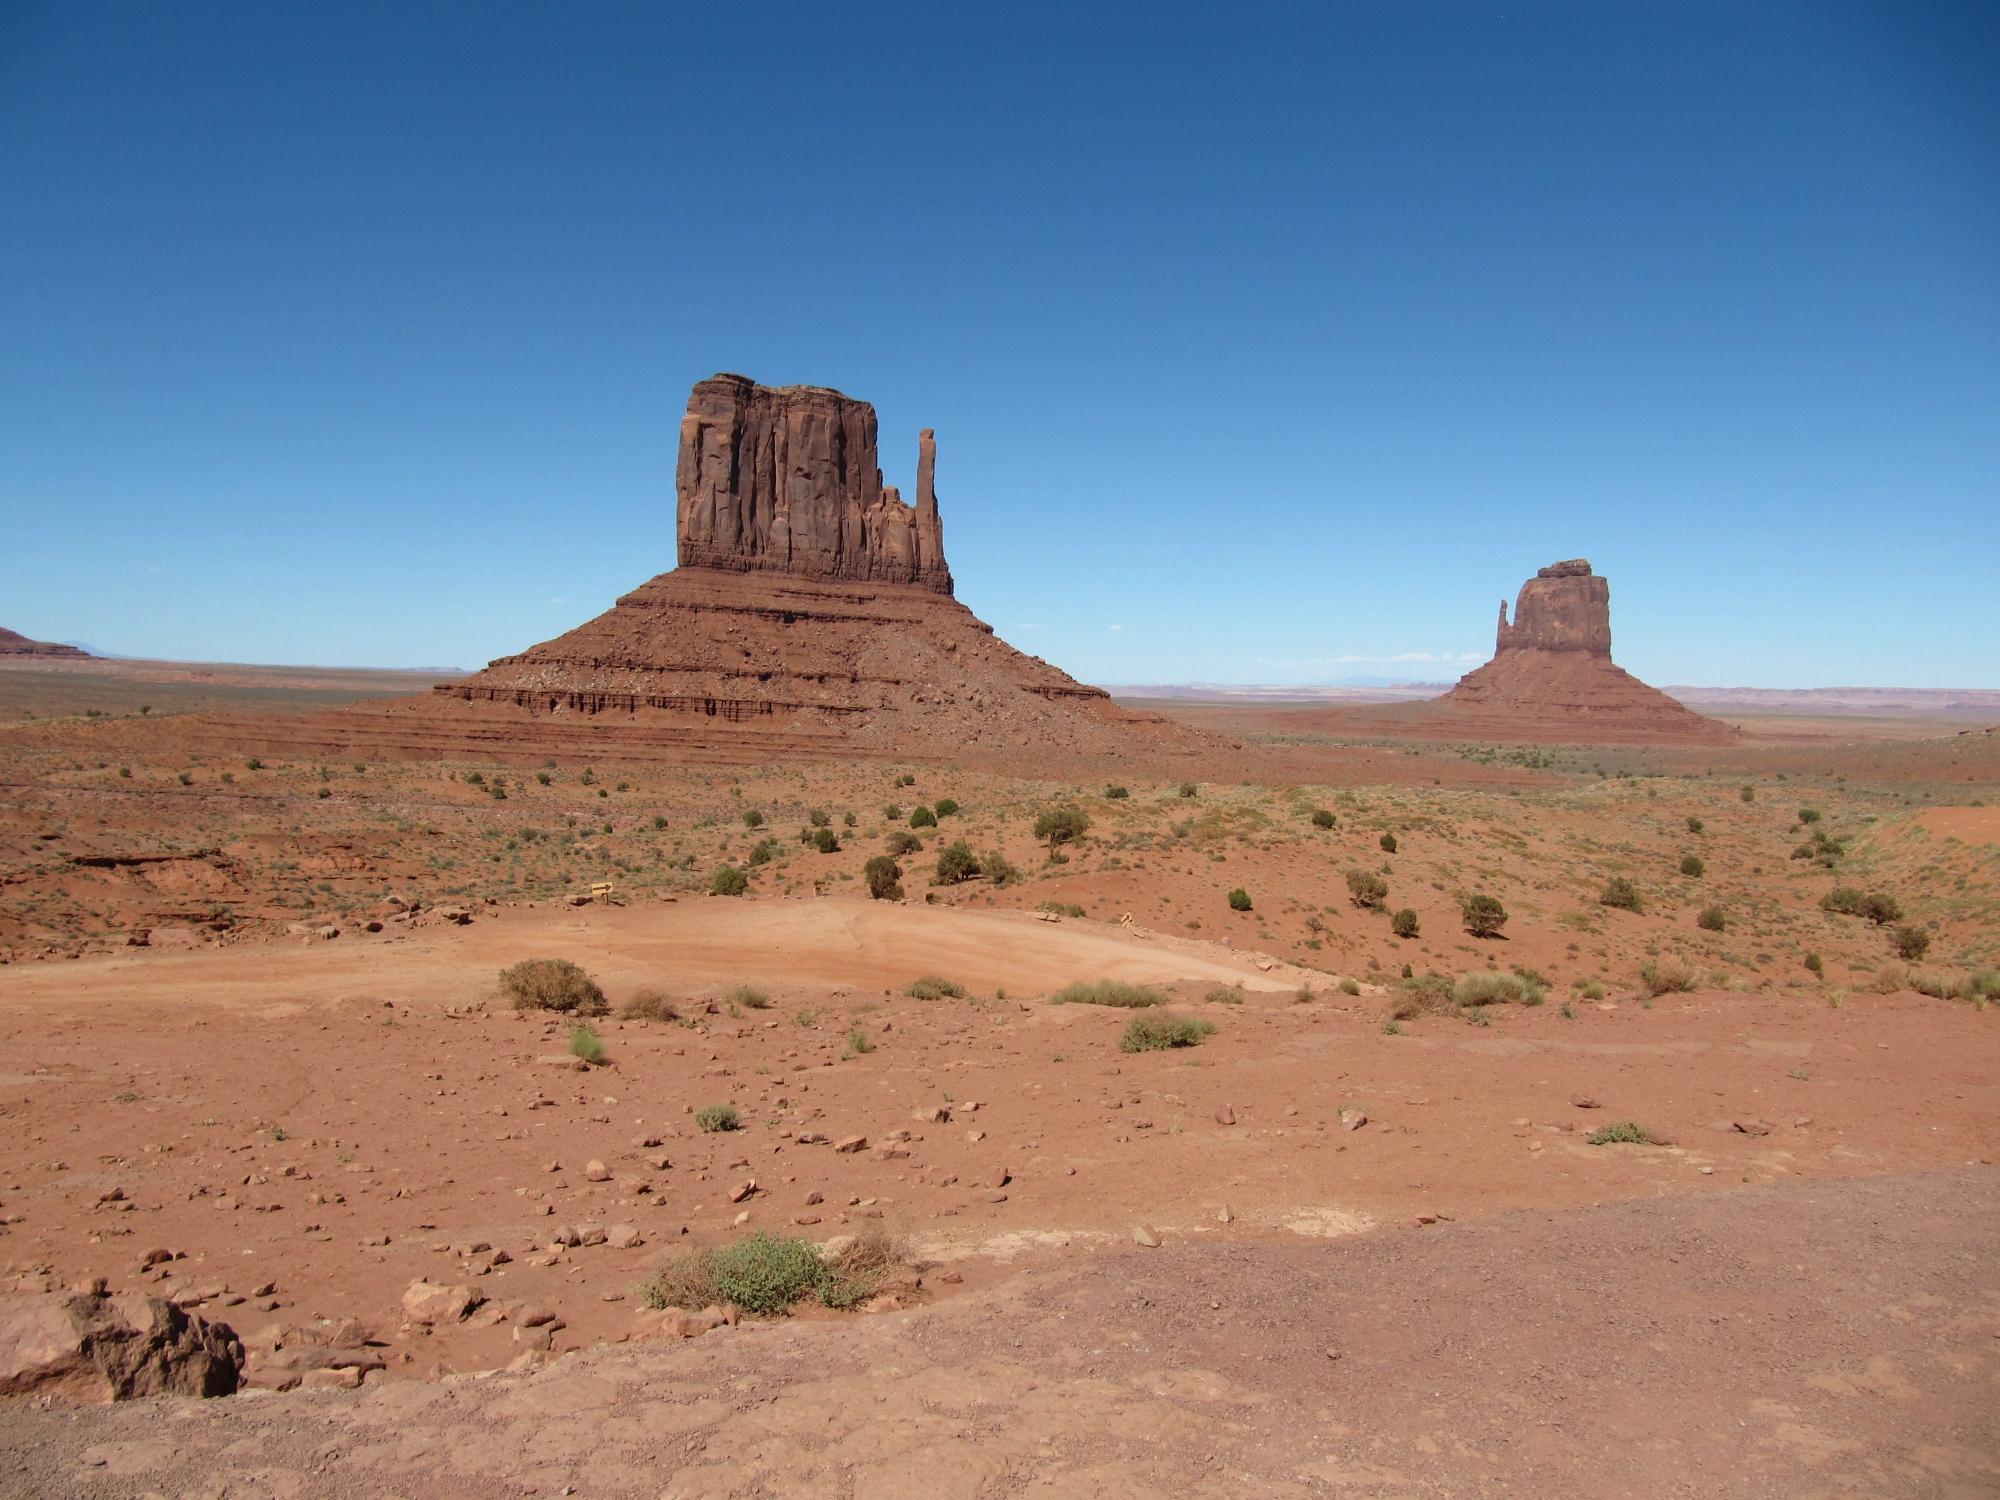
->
(1132, 1225), (1162, 1248)
(583, 1160), (612, 1182)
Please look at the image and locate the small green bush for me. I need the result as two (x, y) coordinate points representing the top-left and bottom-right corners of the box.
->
(1460, 893), (1507, 937)
(932, 798), (959, 818)
(640, 1227), (897, 1316)
(1104, 785), (1129, 800)
(621, 990), (679, 1022)
(741, 809), (764, 828)
(1697, 905), (1726, 932)
(694, 1104), (740, 1133)
(1639, 959), (1699, 995)
(569, 1024), (604, 1064)
(1346, 869), (1388, 910)
(1588, 1121), (1654, 1146)
(1391, 908), (1421, 939)
(1739, 785), (1755, 803)
(1862, 893), (1904, 926)
(1892, 924), (1931, 961)
(1033, 806), (1091, 852)
(1453, 971), (1545, 1007)
(1051, 979), (1166, 1008)
(864, 855), (903, 901)
(1685, 815), (1703, 834)
(811, 827), (841, 854)
(910, 806), (937, 829)
(933, 840), (979, 884)
(1178, 781), (1199, 799)
(1798, 808), (1821, 825)
(725, 985), (770, 1010)
(711, 865), (749, 896)
(500, 958), (607, 1015)
(1804, 951), (1823, 974)
(1599, 876), (1644, 912)
(1226, 887), (1252, 912)
(1309, 808), (1335, 829)
(1205, 985), (1245, 1004)
(906, 975), (967, 1001)
(885, 829), (923, 857)
(1680, 854), (1705, 878)
(1386, 974), (1455, 1020)
(808, 808), (831, 828)
(1038, 900), (1086, 918)
(845, 1026), (874, 1056)
(980, 849), (1021, 887)
(1379, 832), (1397, 854)
(1119, 1013), (1216, 1052)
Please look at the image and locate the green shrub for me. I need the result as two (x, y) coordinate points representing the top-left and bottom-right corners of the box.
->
(1453, 971), (1545, 1007)
(747, 837), (780, 866)
(725, 984), (770, 1010)
(1685, 815), (1703, 834)
(500, 958), (607, 1015)
(1051, 979), (1165, 1008)
(569, 1024), (605, 1064)
(1226, 887), (1252, 912)
(1346, 870), (1388, 910)
(1804, 951), (1823, 974)
(910, 806), (937, 829)
(885, 830), (923, 857)
(811, 827), (841, 854)
(1588, 1121), (1654, 1146)
(864, 855), (903, 900)
(1862, 893), (1904, 925)
(1379, 832), (1397, 854)
(640, 1227), (898, 1316)
(741, 809), (764, 828)
(1680, 854), (1704, 878)
(933, 840), (979, 884)
(1386, 974), (1455, 1020)
(844, 1026), (874, 1056)
(694, 1104), (740, 1133)
(711, 865), (749, 896)
(932, 798), (959, 818)
(1038, 900), (1086, 918)
(1798, 808), (1821, 825)
(1339, 977), (1361, 996)
(1578, 979), (1607, 1001)
(1697, 905), (1726, 932)
(980, 849), (1021, 887)
(1309, 808), (1335, 829)
(906, 975), (966, 1000)
(808, 808), (830, 828)
(1205, 984), (1245, 1004)
(1639, 959), (1698, 995)
(1892, 924), (1931, 961)
(1599, 876), (1644, 912)
(1391, 908), (1421, 939)
(1119, 1013), (1216, 1052)
(1104, 785), (1129, 800)
(1033, 806), (1091, 852)
(1740, 785), (1755, 802)
(1460, 893), (1507, 937)
(1178, 781), (1199, 799)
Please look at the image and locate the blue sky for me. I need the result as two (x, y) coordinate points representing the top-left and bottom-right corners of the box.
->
(2, 2), (1994, 688)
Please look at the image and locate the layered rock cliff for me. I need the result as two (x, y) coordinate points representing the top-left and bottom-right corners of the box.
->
(0, 627), (89, 659)
(1494, 559), (1612, 656)
(675, 374), (952, 593)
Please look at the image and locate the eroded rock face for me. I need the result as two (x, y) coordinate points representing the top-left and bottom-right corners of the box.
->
(1495, 559), (1612, 656)
(676, 374), (952, 594)
(0, 627), (88, 659)
(0, 1291), (243, 1402)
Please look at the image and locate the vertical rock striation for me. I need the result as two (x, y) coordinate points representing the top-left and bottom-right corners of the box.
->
(1494, 559), (1612, 656)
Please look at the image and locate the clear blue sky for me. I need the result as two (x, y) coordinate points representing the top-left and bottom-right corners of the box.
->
(3, 2), (1994, 688)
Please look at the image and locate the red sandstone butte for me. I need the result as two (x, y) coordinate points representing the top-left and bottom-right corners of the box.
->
(0, 627), (89, 659)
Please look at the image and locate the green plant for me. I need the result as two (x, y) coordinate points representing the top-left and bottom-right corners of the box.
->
(845, 1027), (874, 1056)
(885, 829), (923, 857)
(910, 806), (937, 829)
(1033, 806), (1091, 854)
(1798, 808), (1821, 825)
(1588, 1121), (1654, 1146)
(1685, 815), (1703, 834)
(1379, 832), (1397, 854)
(1119, 1013), (1216, 1052)
(1740, 785), (1755, 802)
(1697, 905), (1726, 932)
(932, 798), (959, 818)
(1680, 854), (1705, 878)
(1178, 781), (1199, 799)
(1309, 808), (1335, 829)
(1339, 976), (1361, 996)
(864, 855), (904, 901)
(1599, 876), (1644, 912)
(808, 808), (830, 828)
(1387, 906), (1420, 939)
(1381, 1019), (1402, 1035)
(1205, 985), (1245, 1004)
(741, 809), (764, 828)
(711, 865), (749, 896)
(1039, 900), (1086, 918)
(569, 1024), (605, 1064)
(1385, 974), (1455, 1020)
(1460, 893), (1507, 937)
(725, 985), (770, 1010)
(1227, 887), (1252, 912)
(499, 958), (608, 1015)
(1861, 893), (1904, 926)
(980, 849), (1021, 887)
(1105, 785), (1130, 800)
(747, 837), (780, 866)
(1892, 924), (1931, 961)
(1453, 971), (1546, 1007)
(1639, 959), (1699, 995)
(1051, 979), (1166, 1008)
(1346, 869), (1389, 910)
(1578, 979), (1606, 1000)
(1804, 951), (1823, 974)
(694, 1104), (741, 1133)
(640, 1227), (899, 1316)
(933, 841), (979, 884)
(811, 827), (841, 854)
(906, 975), (967, 1001)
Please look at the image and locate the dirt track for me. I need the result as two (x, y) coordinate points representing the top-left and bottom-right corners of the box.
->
(3, 1167), (1994, 1498)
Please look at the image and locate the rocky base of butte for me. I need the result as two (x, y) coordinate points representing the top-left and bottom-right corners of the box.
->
(0, 627), (89, 660)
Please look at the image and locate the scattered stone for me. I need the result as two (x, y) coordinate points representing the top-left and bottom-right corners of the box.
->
(583, 1160), (612, 1182)
(1132, 1225), (1162, 1248)
(399, 1280), (482, 1325)
(1339, 1109), (1368, 1131)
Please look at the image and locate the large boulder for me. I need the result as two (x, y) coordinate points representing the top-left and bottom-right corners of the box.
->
(0, 1291), (243, 1401)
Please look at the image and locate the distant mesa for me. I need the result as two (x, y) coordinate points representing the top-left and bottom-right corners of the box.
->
(0, 626), (90, 660)
(1434, 559), (1736, 742)
(234, 374), (1197, 767)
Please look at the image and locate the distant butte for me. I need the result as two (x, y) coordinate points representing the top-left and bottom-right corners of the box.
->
(1429, 559), (1737, 742)
(238, 374), (1202, 768)
(0, 627), (90, 660)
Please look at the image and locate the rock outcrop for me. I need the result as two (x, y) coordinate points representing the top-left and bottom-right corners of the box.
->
(0, 627), (89, 659)
(1428, 559), (1736, 743)
(677, 375), (952, 593)
(0, 1290), (243, 1402)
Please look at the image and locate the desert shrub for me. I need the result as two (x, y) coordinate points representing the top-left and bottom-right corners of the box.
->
(1339, 976), (1361, 996)
(1205, 985), (1246, 1004)
(980, 849), (1021, 887)
(1453, 971), (1545, 1008)
(1862, 893), (1904, 926)
(1804, 951), (1823, 974)
(1051, 979), (1165, 1008)
(910, 806), (937, 829)
(811, 827), (841, 854)
(1119, 1013), (1216, 1052)
(1379, 832), (1398, 854)
(1178, 781), (1199, 798)
(1639, 958), (1699, 995)
(1739, 785), (1755, 802)
(896, 773), (915, 787)
(1346, 869), (1388, 910)
(741, 809), (764, 828)
(844, 1027), (874, 1056)
(1460, 893), (1507, 937)
(1599, 876), (1644, 912)
(1680, 854), (1705, 878)
(1821, 886), (1864, 916)
(1227, 887), (1252, 912)
(724, 984), (770, 1010)
(500, 958), (607, 1015)
(711, 865), (749, 896)
(933, 840), (979, 884)
(1892, 924), (1931, 961)
(906, 975), (966, 1001)
(1309, 808), (1335, 829)
(1039, 900), (1086, 918)
(569, 1024), (604, 1064)
(1391, 908), (1421, 939)
(694, 1104), (740, 1133)
(1033, 806), (1091, 853)
(1685, 815), (1703, 834)
(747, 837), (780, 867)
(885, 829), (923, 857)
(1697, 905), (1726, 932)
(864, 855), (904, 901)
(808, 808), (830, 828)
(639, 1231), (835, 1316)
(932, 797), (959, 818)
(1386, 974), (1456, 1020)
(621, 990), (679, 1022)
(1105, 785), (1130, 800)
(1578, 979), (1607, 1001)
(1798, 808), (1821, 825)
(1588, 1121), (1654, 1146)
